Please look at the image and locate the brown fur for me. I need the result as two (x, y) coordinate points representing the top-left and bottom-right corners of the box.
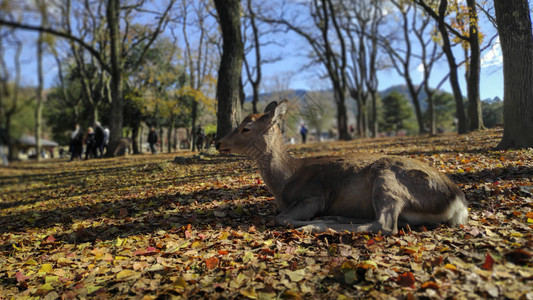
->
(216, 100), (468, 234)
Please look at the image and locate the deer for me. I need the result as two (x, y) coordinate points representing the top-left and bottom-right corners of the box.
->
(215, 100), (468, 234)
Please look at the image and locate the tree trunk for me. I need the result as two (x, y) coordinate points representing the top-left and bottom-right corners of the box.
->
(466, 0), (483, 131)
(370, 91), (378, 138)
(252, 84), (259, 114)
(417, 0), (468, 134)
(167, 124), (172, 153)
(437, 2), (467, 134)
(35, 30), (44, 161)
(406, 81), (426, 134)
(494, 0), (533, 149)
(132, 124), (140, 154)
(424, 85), (437, 135)
(214, 0), (244, 140)
(335, 92), (350, 140)
(106, 0), (124, 157)
(191, 100), (198, 151)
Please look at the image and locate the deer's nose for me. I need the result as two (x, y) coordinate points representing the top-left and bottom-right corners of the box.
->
(215, 141), (221, 150)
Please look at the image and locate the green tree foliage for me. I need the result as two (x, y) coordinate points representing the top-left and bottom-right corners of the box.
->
(423, 91), (456, 132)
(380, 91), (414, 133)
(1, 85), (36, 140)
(482, 98), (503, 128)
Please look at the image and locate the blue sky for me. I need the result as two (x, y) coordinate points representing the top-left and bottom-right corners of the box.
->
(255, 23), (504, 101)
(6, 3), (504, 102)
(11, 36), (503, 101)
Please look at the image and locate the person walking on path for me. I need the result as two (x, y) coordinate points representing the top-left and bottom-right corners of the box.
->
(0, 127), (8, 166)
(84, 127), (97, 160)
(70, 124), (84, 161)
(300, 124), (308, 144)
(148, 127), (158, 154)
(94, 122), (105, 157)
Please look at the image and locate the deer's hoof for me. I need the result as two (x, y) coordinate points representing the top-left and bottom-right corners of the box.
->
(298, 224), (326, 233)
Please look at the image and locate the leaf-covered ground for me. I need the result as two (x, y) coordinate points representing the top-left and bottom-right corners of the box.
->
(1, 129), (532, 299)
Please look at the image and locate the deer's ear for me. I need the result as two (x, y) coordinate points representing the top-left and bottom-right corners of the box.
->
(271, 99), (288, 124)
(263, 101), (278, 114)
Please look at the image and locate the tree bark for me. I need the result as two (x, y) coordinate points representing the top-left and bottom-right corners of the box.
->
(494, 0), (533, 149)
(466, 0), (484, 131)
(106, 0), (124, 156)
(35, 30), (44, 161)
(214, 0), (244, 140)
(416, 0), (468, 134)
(437, 1), (467, 134)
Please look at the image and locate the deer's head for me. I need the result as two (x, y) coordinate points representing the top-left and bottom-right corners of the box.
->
(216, 100), (288, 157)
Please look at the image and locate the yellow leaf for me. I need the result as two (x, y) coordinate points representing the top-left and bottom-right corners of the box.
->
(45, 276), (59, 284)
(39, 263), (53, 273)
(287, 269), (306, 282)
(116, 269), (137, 280)
(527, 218), (533, 224)
(172, 277), (187, 290)
(25, 259), (38, 265)
(37, 283), (54, 291)
(115, 237), (125, 247)
(358, 260), (378, 270)
(87, 285), (102, 294)
(218, 231), (230, 240)
(444, 264), (457, 271)
(240, 287), (258, 298)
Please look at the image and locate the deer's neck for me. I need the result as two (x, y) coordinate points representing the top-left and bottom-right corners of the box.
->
(254, 134), (300, 204)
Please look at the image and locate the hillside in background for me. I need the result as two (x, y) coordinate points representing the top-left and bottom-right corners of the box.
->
(246, 85), (501, 108)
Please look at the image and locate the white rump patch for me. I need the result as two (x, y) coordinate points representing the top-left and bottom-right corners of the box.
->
(401, 197), (468, 226)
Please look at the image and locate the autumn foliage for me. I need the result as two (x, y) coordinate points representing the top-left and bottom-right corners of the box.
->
(0, 129), (531, 298)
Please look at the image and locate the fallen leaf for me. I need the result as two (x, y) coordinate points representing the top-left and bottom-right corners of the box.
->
(205, 257), (219, 270)
(15, 271), (30, 283)
(397, 272), (416, 289)
(482, 253), (495, 271)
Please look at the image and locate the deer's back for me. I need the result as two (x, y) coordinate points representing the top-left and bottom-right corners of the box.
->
(280, 153), (462, 219)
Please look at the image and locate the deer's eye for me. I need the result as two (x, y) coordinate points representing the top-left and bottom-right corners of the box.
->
(241, 128), (250, 133)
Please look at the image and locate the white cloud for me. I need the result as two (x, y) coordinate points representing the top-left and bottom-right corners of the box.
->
(481, 37), (503, 68)
(416, 63), (425, 73)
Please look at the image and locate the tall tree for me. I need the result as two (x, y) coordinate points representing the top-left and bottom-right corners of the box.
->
(464, 0), (484, 131)
(494, 0), (533, 149)
(34, 0), (49, 162)
(381, 0), (444, 135)
(243, 0), (262, 114)
(263, 0), (350, 140)
(415, 0), (468, 134)
(380, 91), (414, 133)
(214, 0), (244, 139)
(0, 31), (23, 161)
(242, 0), (281, 114)
(0, 0), (176, 156)
(174, 0), (218, 151)
(342, 0), (385, 139)
(106, 0), (124, 156)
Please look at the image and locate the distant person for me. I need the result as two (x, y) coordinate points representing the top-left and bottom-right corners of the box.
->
(94, 122), (105, 157)
(70, 124), (84, 161)
(300, 124), (308, 144)
(84, 127), (97, 160)
(148, 127), (158, 154)
(0, 127), (8, 166)
(103, 127), (110, 154)
(196, 127), (205, 151)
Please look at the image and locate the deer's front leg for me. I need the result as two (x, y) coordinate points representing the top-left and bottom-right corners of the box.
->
(275, 196), (326, 227)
